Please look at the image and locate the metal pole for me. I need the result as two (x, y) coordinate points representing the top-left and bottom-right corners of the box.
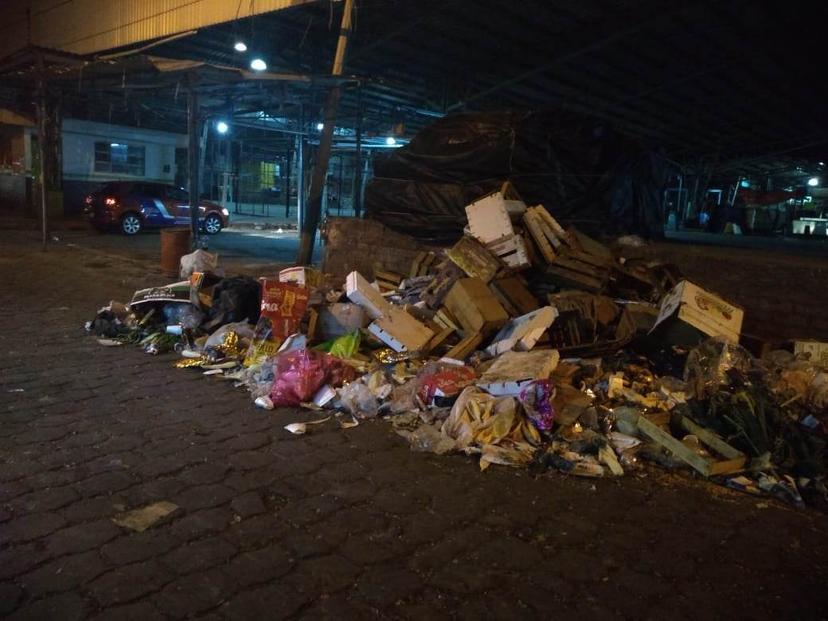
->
(353, 83), (363, 217)
(36, 60), (48, 251)
(296, 0), (354, 265)
(284, 146), (292, 218)
(187, 80), (200, 249)
(296, 134), (304, 231)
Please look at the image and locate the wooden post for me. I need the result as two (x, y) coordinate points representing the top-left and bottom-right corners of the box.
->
(296, 0), (354, 265)
(187, 77), (200, 249)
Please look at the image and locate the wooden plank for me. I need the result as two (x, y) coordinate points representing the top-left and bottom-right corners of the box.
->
(523, 211), (556, 263)
(679, 417), (744, 460)
(537, 218), (563, 249)
(409, 251), (427, 279)
(533, 205), (569, 242)
(637, 417), (712, 477)
(444, 333), (483, 361)
(424, 326), (455, 354)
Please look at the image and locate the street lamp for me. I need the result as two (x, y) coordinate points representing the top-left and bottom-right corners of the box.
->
(234, 41), (247, 52)
(250, 58), (267, 71)
(808, 177), (820, 187)
(216, 121), (229, 134)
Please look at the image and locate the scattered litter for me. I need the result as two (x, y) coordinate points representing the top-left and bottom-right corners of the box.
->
(112, 501), (179, 532)
(284, 416), (331, 435)
(84, 186), (828, 511)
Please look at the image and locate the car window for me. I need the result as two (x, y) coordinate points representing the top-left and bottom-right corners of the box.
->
(165, 186), (190, 202)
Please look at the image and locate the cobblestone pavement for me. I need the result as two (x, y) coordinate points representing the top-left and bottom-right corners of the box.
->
(1, 231), (827, 620)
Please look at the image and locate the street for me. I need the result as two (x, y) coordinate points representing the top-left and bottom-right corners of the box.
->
(60, 224), (320, 270)
(1, 229), (827, 619)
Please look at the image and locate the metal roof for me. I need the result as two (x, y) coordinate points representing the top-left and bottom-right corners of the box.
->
(1, 0), (825, 174)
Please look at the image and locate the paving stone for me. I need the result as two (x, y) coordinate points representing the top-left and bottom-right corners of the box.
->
(6, 592), (89, 621)
(46, 519), (122, 557)
(173, 484), (236, 511)
(88, 601), (167, 621)
(7, 485), (80, 514)
(73, 471), (137, 497)
(222, 582), (313, 620)
(18, 550), (110, 597)
(230, 491), (267, 517)
(169, 507), (233, 541)
(88, 560), (175, 607)
(222, 545), (296, 589)
(0, 584), (24, 616)
(152, 568), (236, 617)
(101, 531), (180, 565)
(0, 512), (67, 545)
(160, 537), (237, 575)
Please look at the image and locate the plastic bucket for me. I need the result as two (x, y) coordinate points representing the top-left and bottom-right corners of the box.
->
(160, 227), (192, 278)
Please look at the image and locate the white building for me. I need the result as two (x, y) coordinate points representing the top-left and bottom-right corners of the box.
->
(62, 119), (187, 213)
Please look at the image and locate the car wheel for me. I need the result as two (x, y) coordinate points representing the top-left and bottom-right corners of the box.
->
(121, 213), (142, 235)
(204, 214), (223, 235)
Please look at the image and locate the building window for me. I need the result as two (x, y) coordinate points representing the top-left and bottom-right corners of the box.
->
(94, 142), (145, 176)
(259, 161), (280, 190)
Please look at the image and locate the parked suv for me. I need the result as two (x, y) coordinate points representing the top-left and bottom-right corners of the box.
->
(84, 182), (230, 235)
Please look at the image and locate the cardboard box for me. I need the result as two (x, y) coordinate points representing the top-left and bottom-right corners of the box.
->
(279, 266), (322, 288)
(650, 280), (743, 344)
(368, 306), (434, 353)
(444, 277), (509, 336)
(477, 350), (560, 396)
(794, 340), (828, 366)
(486, 306), (558, 356)
(345, 271), (390, 319)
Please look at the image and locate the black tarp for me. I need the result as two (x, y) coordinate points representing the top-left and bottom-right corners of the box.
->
(365, 110), (668, 243)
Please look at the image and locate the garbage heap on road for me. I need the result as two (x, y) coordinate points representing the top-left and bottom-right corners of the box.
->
(87, 187), (828, 511)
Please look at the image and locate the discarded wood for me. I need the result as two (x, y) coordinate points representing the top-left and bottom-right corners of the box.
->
(637, 417), (745, 477)
(424, 326), (455, 353)
(679, 417), (744, 460)
(446, 236), (501, 283)
(523, 210), (557, 263)
(445, 333), (483, 360)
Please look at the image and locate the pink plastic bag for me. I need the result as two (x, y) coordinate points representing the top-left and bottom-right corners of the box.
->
(270, 349), (356, 407)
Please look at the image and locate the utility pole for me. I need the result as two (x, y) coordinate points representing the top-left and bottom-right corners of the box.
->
(353, 82), (363, 217)
(296, 0), (354, 265)
(187, 74), (200, 249)
(36, 54), (48, 251)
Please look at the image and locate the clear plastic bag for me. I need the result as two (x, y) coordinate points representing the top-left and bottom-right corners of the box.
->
(683, 337), (752, 399)
(163, 303), (204, 329)
(337, 380), (379, 418)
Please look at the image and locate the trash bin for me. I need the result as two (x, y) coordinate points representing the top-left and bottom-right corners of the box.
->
(160, 227), (192, 278)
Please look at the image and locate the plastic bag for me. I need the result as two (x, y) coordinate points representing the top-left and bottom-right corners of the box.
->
(208, 277), (262, 327)
(415, 363), (476, 407)
(683, 337), (752, 400)
(179, 249), (219, 279)
(337, 380), (379, 418)
(314, 330), (361, 359)
(270, 349), (356, 407)
(518, 380), (556, 433)
(163, 303), (204, 329)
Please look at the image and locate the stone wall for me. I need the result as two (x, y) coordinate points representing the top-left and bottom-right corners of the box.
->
(322, 217), (828, 343)
(321, 217), (426, 281)
(642, 242), (828, 343)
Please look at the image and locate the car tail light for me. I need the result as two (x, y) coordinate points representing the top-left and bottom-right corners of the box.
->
(104, 197), (117, 207)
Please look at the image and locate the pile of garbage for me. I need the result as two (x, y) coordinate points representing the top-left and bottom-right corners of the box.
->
(86, 189), (828, 510)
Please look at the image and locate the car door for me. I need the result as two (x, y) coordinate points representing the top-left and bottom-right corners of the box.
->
(164, 186), (191, 225)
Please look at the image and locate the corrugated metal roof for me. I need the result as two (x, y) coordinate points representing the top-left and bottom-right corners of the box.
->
(0, 0), (317, 59)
